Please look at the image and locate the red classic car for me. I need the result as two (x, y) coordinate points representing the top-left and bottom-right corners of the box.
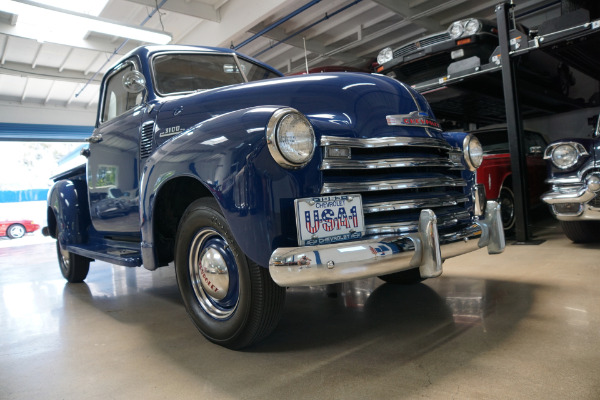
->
(0, 220), (41, 239)
(473, 128), (548, 232)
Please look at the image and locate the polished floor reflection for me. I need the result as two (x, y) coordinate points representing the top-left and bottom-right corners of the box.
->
(1, 219), (599, 399)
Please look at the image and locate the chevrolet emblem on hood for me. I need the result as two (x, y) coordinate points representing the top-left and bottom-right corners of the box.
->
(386, 111), (442, 131)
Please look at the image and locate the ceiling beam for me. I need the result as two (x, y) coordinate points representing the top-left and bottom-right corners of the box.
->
(124, 0), (221, 22)
(370, 0), (442, 32)
(0, 61), (103, 83)
(179, 0), (291, 48)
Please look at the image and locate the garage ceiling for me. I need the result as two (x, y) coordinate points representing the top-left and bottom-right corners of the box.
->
(0, 0), (561, 127)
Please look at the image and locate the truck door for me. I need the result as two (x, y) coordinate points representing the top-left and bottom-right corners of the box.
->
(87, 59), (145, 234)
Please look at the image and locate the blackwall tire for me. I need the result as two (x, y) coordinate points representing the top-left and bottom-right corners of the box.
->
(56, 229), (90, 283)
(499, 186), (516, 233)
(7, 224), (26, 239)
(560, 221), (600, 243)
(174, 198), (285, 349)
(379, 267), (424, 285)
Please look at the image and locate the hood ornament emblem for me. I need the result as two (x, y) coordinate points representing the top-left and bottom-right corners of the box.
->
(386, 111), (442, 131)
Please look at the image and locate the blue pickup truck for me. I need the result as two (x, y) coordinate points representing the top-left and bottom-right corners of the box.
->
(44, 45), (504, 349)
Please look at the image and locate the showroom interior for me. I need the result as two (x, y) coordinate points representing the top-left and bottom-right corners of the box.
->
(0, 0), (599, 398)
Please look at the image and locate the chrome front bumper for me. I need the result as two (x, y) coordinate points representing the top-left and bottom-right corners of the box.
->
(269, 201), (505, 287)
(541, 175), (600, 220)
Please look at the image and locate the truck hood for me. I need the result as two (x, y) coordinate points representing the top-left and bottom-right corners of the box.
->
(153, 73), (443, 142)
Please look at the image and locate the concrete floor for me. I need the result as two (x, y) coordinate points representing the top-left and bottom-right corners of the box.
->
(1, 218), (599, 400)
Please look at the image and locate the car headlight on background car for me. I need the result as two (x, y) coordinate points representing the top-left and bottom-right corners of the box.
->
(463, 134), (483, 171)
(377, 47), (393, 65)
(266, 108), (316, 169)
(464, 19), (482, 35)
(544, 142), (589, 170)
(448, 21), (464, 39)
(448, 19), (482, 39)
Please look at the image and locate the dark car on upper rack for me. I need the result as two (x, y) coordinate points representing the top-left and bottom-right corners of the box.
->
(542, 114), (600, 242)
(374, 18), (573, 96)
(473, 128), (548, 232)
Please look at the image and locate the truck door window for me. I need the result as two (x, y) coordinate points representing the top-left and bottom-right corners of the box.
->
(101, 63), (143, 123)
(152, 53), (279, 95)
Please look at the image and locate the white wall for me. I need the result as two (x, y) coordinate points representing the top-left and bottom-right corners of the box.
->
(0, 101), (96, 126)
(524, 106), (600, 142)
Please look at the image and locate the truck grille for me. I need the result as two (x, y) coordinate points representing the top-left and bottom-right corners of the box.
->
(393, 32), (451, 59)
(320, 135), (471, 237)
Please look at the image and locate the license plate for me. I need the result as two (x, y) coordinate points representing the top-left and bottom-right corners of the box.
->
(294, 195), (365, 246)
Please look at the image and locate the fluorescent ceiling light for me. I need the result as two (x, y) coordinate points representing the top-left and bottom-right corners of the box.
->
(0, 0), (172, 45)
(30, 0), (109, 16)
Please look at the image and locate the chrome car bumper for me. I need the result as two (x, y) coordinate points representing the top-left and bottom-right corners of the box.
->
(541, 175), (600, 220)
(269, 201), (505, 287)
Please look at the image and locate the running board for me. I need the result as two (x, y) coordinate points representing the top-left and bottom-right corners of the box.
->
(66, 243), (142, 267)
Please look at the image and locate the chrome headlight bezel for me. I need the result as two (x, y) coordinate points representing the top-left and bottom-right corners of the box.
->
(464, 19), (482, 35)
(463, 134), (483, 171)
(448, 21), (465, 39)
(544, 142), (589, 170)
(448, 19), (482, 39)
(377, 47), (393, 65)
(266, 108), (316, 169)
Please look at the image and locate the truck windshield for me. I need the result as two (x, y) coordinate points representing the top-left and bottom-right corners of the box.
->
(153, 53), (280, 95)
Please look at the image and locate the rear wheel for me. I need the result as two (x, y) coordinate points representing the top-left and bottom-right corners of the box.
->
(7, 224), (26, 239)
(175, 198), (285, 349)
(560, 221), (600, 243)
(56, 228), (90, 282)
(499, 186), (516, 232)
(379, 267), (424, 285)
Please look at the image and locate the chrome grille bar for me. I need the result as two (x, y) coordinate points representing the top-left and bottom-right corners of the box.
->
(366, 211), (471, 235)
(321, 156), (456, 170)
(321, 176), (466, 194)
(321, 135), (453, 150)
(363, 194), (469, 213)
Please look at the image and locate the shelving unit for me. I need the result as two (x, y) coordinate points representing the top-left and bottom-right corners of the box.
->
(408, 2), (600, 242)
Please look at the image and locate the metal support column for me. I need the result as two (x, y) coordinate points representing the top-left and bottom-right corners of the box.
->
(495, 1), (531, 242)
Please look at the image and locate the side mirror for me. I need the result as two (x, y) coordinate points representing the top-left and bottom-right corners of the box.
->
(122, 71), (146, 93)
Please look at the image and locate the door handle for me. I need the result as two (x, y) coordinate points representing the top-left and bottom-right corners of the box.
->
(85, 134), (103, 143)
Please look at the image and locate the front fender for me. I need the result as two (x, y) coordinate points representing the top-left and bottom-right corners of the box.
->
(47, 178), (91, 247)
(140, 106), (322, 270)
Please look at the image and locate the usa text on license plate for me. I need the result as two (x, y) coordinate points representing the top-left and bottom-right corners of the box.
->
(295, 195), (365, 246)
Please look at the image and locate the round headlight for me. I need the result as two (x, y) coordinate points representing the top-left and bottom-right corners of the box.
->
(266, 108), (315, 169)
(463, 134), (483, 171)
(377, 47), (393, 65)
(448, 21), (464, 39)
(464, 19), (481, 35)
(551, 144), (578, 169)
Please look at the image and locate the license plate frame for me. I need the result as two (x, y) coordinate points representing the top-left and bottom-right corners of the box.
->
(294, 194), (365, 246)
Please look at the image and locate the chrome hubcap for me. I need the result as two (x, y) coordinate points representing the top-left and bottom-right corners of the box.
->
(9, 225), (25, 238)
(189, 228), (239, 320)
(199, 247), (229, 300)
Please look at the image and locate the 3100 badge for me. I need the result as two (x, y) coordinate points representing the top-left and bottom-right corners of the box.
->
(294, 195), (365, 246)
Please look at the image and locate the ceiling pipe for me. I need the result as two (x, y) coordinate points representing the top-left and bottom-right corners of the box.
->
(253, 0), (362, 58)
(233, 0), (322, 50)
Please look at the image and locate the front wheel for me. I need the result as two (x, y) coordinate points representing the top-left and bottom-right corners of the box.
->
(175, 198), (285, 349)
(56, 230), (90, 283)
(7, 224), (26, 239)
(560, 220), (600, 243)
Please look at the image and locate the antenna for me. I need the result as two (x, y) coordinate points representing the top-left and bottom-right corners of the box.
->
(303, 37), (309, 74)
